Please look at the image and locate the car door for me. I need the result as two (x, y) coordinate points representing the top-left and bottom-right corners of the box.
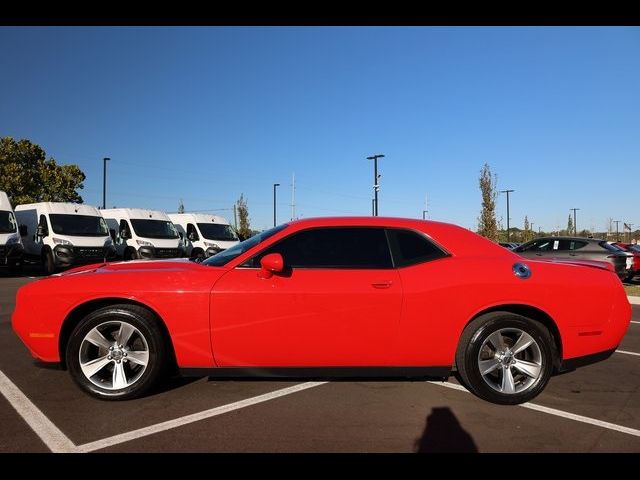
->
(210, 226), (402, 367)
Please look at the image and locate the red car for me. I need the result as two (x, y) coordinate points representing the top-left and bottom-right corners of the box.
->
(12, 217), (631, 405)
(613, 242), (640, 281)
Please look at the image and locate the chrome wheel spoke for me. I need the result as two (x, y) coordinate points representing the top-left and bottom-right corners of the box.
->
(84, 329), (112, 350)
(79, 320), (150, 390)
(487, 330), (505, 352)
(501, 367), (516, 394)
(512, 359), (541, 379)
(126, 350), (149, 367)
(511, 332), (535, 355)
(80, 355), (111, 378)
(479, 358), (501, 376)
(112, 362), (128, 389)
(116, 322), (136, 346)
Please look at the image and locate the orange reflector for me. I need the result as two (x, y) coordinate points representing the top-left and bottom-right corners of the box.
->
(28, 333), (55, 338)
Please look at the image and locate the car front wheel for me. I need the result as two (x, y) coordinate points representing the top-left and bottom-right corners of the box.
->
(455, 312), (554, 405)
(66, 305), (166, 400)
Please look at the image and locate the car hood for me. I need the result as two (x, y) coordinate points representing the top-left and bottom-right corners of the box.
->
(54, 258), (222, 277)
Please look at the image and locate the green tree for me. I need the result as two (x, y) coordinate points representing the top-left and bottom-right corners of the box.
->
(522, 215), (534, 243)
(477, 163), (498, 242)
(235, 193), (251, 240)
(0, 137), (85, 206)
(567, 214), (574, 236)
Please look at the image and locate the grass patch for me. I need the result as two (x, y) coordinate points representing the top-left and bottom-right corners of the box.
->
(624, 284), (640, 297)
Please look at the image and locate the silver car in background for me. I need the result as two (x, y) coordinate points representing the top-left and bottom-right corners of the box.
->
(513, 236), (632, 280)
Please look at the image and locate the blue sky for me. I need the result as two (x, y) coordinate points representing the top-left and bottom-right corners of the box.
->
(1, 26), (638, 232)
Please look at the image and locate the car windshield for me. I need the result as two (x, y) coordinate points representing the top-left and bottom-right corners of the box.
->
(203, 223), (289, 267)
(601, 241), (624, 252)
(0, 211), (17, 234)
(629, 245), (640, 253)
(130, 219), (179, 239)
(197, 223), (238, 241)
(49, 214), (109, 237)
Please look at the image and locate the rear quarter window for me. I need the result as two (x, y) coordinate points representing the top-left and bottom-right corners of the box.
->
(386, 228), (449, 267)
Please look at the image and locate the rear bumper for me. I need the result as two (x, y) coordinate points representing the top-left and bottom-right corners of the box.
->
(558, 348), (616, 372)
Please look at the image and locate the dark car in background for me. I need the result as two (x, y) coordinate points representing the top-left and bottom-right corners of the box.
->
(513, 237), (631, 281)
(613, 242), (640, 281)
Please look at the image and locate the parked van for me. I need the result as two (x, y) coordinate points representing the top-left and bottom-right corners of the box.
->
(168, 213), (239, 259)
(15, 202), (116, 275)
(101, 208), (185, 261)
(0, 191), (24, 274)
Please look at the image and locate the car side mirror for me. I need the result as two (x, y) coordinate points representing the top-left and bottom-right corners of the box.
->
(120, 229), (131, 240)
(188, 231), (199, 242)
(19, 225), (28, 237)
(178, 231), (184, 240)
(109, 229), (116, 241)
(259, 253), (284, 279)
(36, 225), (48, 238)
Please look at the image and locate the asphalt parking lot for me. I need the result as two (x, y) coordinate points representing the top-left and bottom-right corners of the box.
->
(1, 268), (639, 452)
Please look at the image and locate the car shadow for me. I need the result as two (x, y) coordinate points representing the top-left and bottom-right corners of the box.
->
(414, 407), (478, 453)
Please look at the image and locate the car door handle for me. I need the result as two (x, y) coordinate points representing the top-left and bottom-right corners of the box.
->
(371, 281), (393, 289)
(535, 253), (543, 256)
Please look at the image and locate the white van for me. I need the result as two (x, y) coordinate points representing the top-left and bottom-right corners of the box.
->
(101, 208), (185, 261)
(0, 191), (24, 274)
(15, 202), (116, 274)
(168, 213), (239, 259)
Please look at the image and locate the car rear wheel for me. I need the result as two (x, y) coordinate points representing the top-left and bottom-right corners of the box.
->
(66, 305), (166, 400)
(455, 312), (554, 405)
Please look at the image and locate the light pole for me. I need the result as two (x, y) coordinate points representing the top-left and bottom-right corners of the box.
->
(367, 154), (384, 216)
(500, 190), (515, 242)
(570, 208), (580, 235)
(102, 157), (110, 209)
(614, 220), (621, 241)
(273, 183), (280, 227)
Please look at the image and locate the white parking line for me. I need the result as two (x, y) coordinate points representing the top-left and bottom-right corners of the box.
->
(631, 321), (640, 324)
(0, 369), (77, 453)
(429, 381), (640, 438)
(77, 381), (327, 453)
(616, 349), (640, 357)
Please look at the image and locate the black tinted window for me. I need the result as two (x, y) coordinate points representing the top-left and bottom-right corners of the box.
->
(252, 227), (392, 269)
(387, 229), (448, 267)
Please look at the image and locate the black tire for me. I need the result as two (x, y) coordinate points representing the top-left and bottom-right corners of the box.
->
(66, 304), (166, 400)
(455, 312), (555, 405)
(623, 273), (636, 283)
(8, 260), (22, 275)
(191, 249), (205, 261)
(125, 248), (138, 261)
(42, 249), (55, 275)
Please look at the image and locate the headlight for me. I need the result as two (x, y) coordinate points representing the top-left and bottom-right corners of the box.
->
(204, 242), (220, 249)
(5, 234), (22, 246)
(53, 237), (73, 246)
(136, 239), (153, 247)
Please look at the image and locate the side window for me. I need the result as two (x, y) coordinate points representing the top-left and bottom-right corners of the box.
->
(570, 241), (588, 250)
(187, 223), (199, 241)
(248, 227), (393, 269)
(119, 219), (131, 237)
(386, 228), (448, 267)
(522, 240), (552, 252)
(556, 240), (574, 250)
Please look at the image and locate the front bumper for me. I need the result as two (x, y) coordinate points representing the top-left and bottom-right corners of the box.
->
(137, 246), (185, 259)
(53, 244), (117, 267)
(0, 243), (24, 266)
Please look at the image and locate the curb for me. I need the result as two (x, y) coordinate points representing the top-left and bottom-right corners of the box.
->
(628, 296), (640, 305)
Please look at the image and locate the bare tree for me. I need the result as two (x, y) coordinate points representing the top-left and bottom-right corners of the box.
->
(236, 193), (251, 240)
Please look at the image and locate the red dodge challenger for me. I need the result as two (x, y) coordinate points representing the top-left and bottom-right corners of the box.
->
(12, 217), (631, 404)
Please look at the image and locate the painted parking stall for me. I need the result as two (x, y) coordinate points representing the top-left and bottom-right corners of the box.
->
(0, 274), (639, 452)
